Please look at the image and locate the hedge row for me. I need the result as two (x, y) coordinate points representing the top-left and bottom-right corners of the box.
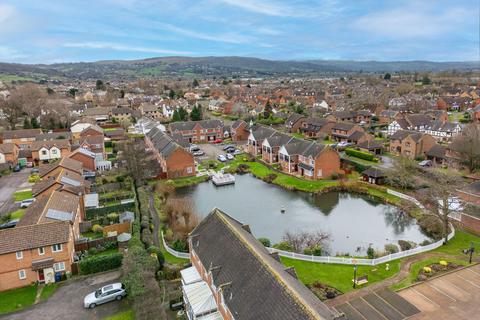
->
(86, 202), (135, 219)
(341, 158), (371, 173)
(79, 252), (123, 275)
(345, 148), (377, 162)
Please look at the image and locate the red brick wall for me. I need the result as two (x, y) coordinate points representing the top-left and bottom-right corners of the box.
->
(460, 214), (480, 235)
(69, 153), (95, 171)
(314, 148), (340, 179)
(165, 148), (195, 178)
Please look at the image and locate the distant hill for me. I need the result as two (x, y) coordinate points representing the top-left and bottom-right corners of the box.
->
(0, 56), (478, 81)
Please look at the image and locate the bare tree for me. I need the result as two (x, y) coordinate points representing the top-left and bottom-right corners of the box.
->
(164, 197), (199, 240)
(118, 140), (158, 186)
(451, 124), (480, 173)
(282, 230), (330, 253)
(386, 157), (418, 190)
(0, 97), (23, 130)
(421, 171), (464, 244)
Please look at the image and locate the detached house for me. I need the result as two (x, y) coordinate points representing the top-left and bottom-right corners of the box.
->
(30, 140), (71, 165)
(389, 130), (436, 159)
(423, 120), (462, 141)
(146, 127), (195, 178)
(300, 118), (336, 138)
(183, 208), (343, 320)
(387, 114), (432, 136)
(1, 129), (42, 149)
(331, 123), (370, 144)
(247, 125), (276, 155)
(0, 143), (19, 165)
(170, 120), (224, 143)
(285, 113), (306, 133)
(229, 120), (249, 142)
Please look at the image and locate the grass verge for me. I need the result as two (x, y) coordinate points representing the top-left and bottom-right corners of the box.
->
(102, 310), (134, 320)
(0, 285), (37, 314)
(169, 175), (209, 188)
(13, 190), (33, 202)
(40, 283), (59, 301)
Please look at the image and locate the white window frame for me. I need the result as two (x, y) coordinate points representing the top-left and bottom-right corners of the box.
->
(19, 269), (26, 280)
(186, 167), (193, 174)
(16, 251), (23, 260)
(38, 247), (45, 255)
(52, 244), (63, 253)
(53, 262), (65, 272)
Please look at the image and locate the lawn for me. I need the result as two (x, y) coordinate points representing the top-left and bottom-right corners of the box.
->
(40, 283), (59, 301)
(390, 257), (469, 291)
(9, 209), (26, 220)
(158, 233), (190, 265)
(432, 230), (480, 255)
(281, 257), (400, 294)
(103, 310), (134, 320)
(0, 285), (37, 314)
(81, 231), (104, 239)
(13, 190), (33, 202)
(170, 175), (209, 188)
(105, 147), (113, 154)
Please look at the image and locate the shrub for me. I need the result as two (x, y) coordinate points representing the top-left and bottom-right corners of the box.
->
(172, 239), (188, 252)
(384, 244), (399, 254)
(80, 253), (123, 275)
(367, 246), (375, 259)
(115, 175), (125, 183)
(263, 173), (277, 183)
(273, 241), (293, 252)
(106, 213), (118, 221)
(418, 215), (443, 240)
(439, 260), (448, 266)
(398, 240), (412, 251)
(423, 266), (432, 273)
(147, 246), (165, 268)
(258, 238), (271, 247)
(103, 241), (117, 250)
(88, 247), (98, 255)
(236, 163), (250, 174)
(28, 174), (41, 183)
(420, 239), (432, 246)
(92, 224), (103, 233)
(345, 148), (377, 162)
(164, 229), (174, 242)
(303, 245), (322, 256)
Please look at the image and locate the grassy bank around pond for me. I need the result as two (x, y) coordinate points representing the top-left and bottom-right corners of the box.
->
(281, 257), (400, 294)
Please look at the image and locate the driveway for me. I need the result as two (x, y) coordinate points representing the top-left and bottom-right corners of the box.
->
(1, 271), (129, 320)
(0, 170), (31, 216)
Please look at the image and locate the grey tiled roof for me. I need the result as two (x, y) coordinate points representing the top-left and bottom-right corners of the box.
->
(190, 209), (341, 320)
(147, 127), (182, 158)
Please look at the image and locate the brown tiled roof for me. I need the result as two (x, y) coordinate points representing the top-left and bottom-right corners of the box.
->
(0, 221), (70, 255)
(30, 139), (70, 151)
(39, 157), (83, 177)
(31, 257), (54, 271)
(0, 143), (16, 154)
(1, 129), (42, 140)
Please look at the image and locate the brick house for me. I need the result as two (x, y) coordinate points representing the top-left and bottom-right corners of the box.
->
(39, 157), (84, 180)
(68, 148), (96, 172)
(139, 103), (162, 119)
(387, 114), (432, 136)
(330, 123), (365, 143)
(78, 135), (105, 160)
(389, 130), (436, 159)
(330, 110), (372, 124)
(111, 107), (137, 123)
(299, 118), (336, 138)
(229, 120), (249, 142)
(285, 113), (306, 133)
(0, 143), (19, 165)
(246, 125), (276, 156)
(30, 140), (71, 165)
(1, 129), (42, 149)
(146, 127), (195, 178)
(261, 133), (294, 164)
(183, 208), (343, 320)
(32, 168), (89, 199)
(170, 120), (224, 143)
(78, 124), (104, 140)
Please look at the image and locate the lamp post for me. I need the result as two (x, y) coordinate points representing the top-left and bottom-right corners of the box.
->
(352, 259), (358, 289)
(463, 242), (475, 264)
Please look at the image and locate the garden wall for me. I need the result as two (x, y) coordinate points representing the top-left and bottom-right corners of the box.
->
(103, 221), (131, 237)
(75, 236), (118, 252)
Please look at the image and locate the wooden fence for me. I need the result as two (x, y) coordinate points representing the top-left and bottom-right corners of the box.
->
(75, 236), (118, 252)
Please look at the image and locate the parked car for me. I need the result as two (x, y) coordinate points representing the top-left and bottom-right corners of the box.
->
(212, 138), (223, 144)
(193, 150), (205, 156)
(223, 144), (235, 151)
(226, 154), (234, 160)
(31, 168), (39, 174)
(0, 219), (19, 230)
(84, 283), (126, 309)
(12, 165), (21, 172)
(20, 198), (35, 208)
(337, 141), (352, 148)
(190, 145), (200, 152)
(418, 160), (432, 167)
(217, 154), (227, 162)
(225, 147), (236, 153)
(233, 149), (243, 155)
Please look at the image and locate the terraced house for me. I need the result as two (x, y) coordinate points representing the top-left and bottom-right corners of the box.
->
(146, 127), (195, 178)
(0, 128), (42, 148)
(182, 208), (344, 320)
(30, 139), (71, 165)
(169, 119), (224, 143)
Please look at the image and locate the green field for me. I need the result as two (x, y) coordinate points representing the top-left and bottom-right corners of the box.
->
(9, 209), (26, 220)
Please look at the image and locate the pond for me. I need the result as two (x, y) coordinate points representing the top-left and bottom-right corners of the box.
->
(176, 174), (431, 255)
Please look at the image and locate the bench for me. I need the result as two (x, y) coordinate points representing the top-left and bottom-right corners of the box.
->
(353, 275), (369, 286)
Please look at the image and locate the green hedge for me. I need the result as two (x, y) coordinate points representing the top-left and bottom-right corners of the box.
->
(79, 253), (123, 275)
(345, 148), (377, 162)
(341, 158), (371, 173)
(86, 202), (135, 219)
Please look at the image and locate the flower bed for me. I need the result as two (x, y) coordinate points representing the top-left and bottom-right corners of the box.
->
(417, 260), (460, 281)
(307, 281), (343, 300)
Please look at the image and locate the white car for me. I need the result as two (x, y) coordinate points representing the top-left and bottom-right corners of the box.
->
(217, 154), (227, 162)
(84, 283), (126, 309)
(226, 154), (234, 160)
(233, 149), (243, 155)
(20, 198), (35, 208)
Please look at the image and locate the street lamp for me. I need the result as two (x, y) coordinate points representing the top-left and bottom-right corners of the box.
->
(352, 259), (358, 289)
(463, 242), (475, 264)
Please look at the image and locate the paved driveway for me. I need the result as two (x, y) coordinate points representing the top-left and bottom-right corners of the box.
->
(1, 271), (129, 320)
(0, 170), (31, 216)
(398, 264), (480, 319)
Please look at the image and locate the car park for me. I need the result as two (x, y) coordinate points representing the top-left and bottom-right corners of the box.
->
(20, 198), (35, 208)
(233, 149), (243, 155)
(225, 147), (236, 153)
(190, 145), (200, 152)
(226, 154), (234, 160)
(212, 138), (223, 144)
(193, 150), (205, 156)
(217, 154), (227, 162)
(84, 283), (126, 309)
(223, 144), (235, 151)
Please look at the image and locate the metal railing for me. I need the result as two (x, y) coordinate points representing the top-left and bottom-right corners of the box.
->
(161, 231), (190, 259)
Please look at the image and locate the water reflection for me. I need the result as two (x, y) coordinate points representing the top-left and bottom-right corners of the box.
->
(177, 174), (431, 255)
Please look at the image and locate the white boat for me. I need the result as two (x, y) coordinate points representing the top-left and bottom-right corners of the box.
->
(212, 171), (235, 186)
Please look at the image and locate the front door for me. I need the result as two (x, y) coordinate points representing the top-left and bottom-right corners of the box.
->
(44, 268), (55, 284)
(38, 269), (45, 282)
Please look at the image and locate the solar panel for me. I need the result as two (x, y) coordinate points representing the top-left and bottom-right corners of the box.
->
(60, 176), (81, 187)
(45, 209), (73, 221)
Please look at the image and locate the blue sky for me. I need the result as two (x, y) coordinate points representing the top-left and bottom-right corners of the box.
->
(0, 0), (478, 63)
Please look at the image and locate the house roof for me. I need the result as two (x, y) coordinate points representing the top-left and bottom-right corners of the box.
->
(362, 167), (386, 178)
(286, 113), (306, 127)
(425, 144), (447, 159)
(35, 132), (72, 141)
(1, 129), (42, 140)
(357, 140), (383, 150)
(39, 157), (83, 177)
(30, 139), (70, 151)
(170, 119), (223, 132)
(332, 122), (355, 131)
(189, 208), (340, 320)
(0, 221), (71, 255)
(147, 126), (184, 158)
(0, 143), (16, 154)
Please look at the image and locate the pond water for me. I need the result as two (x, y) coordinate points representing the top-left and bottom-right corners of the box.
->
(176, 174), (431, 255)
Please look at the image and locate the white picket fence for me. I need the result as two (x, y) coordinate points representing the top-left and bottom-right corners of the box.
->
(161, 231), (190, 259)
(161, 189), (456, 265)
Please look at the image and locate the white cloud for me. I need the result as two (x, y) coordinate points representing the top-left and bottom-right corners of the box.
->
(157, 23), (253, 44)
(0, 45), (26, 61)
(63, 42), (192, 55)
(353, 4), (470, 39)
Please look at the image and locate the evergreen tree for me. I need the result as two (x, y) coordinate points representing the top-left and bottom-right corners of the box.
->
(169, 89), (176, 99)
(172, 109), (181, 122)
(23, 118), (32, 129)
(384, 73), (391, 80)
(263, 101), (272, 119)
(48, 118), (56, 130)
(192, 79), (199, 87)
(190, 105), (202, 121)
(31, 117), (40, 128)
(178, 107), (188, 121)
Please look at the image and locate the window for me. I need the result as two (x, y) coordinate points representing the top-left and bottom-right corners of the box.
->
(53, 262), (65, 272)
(16, 251), (23, 260)
(18, 270), (26, 280)
(187, 167), (193, 174)
(52, 244), (62, 252)
(38, 247), (45, 255)
(41, 150), (47, 155)
(51, 149), (57, 154)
